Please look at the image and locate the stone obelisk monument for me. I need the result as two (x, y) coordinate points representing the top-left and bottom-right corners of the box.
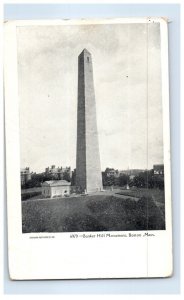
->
(76, 49), (102, 193)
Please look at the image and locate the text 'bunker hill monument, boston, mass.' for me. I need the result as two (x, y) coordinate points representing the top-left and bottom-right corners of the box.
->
(76, 49), (103, 193)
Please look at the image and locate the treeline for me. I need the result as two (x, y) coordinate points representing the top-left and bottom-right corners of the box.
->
(131, 170), (164, 189)
(22, 169), (164, 190)
(102, 173), (129, 187)
(102, 170), (164, 190)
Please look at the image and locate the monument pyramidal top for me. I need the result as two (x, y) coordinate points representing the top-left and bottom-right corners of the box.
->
(79, 48), (91, 56)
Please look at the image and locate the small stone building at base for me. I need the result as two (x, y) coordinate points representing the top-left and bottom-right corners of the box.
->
(42, 180), (71, 198)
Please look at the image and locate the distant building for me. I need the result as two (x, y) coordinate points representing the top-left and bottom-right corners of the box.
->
(42, 180), (71, 198)
(45, 165), (58, 174)
(45, 165), (72, 180)
(104, 168), (145, 178)
(20, 167), (32, 186)
(119, 169), (145, 176)
(153, 164), (164, 176)
(105, 168), (119, 178)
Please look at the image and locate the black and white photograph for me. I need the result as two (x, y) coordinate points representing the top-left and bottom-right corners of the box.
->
(4, 17), (172, 280)
(17, 20), (166, 233)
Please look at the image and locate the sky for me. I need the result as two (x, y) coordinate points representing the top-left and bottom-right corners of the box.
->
(17, 22), (163, 173)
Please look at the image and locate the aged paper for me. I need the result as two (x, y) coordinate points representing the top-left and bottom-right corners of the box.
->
(4, 18), (172, 279)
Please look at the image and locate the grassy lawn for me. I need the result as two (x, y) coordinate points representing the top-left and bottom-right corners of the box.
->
(21, 187), (42, 194)
(116, 188), (165, 217)
(21, 187), (42, 201)
(22, 193), (165, 233)
(116, 188), (165, 203)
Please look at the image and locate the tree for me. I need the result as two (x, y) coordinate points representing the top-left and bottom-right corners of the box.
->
(63, 171), (71, 182)
(132, 170), (157, 189)
(119, 174), (129, 187)
(102, 172), (114, 186)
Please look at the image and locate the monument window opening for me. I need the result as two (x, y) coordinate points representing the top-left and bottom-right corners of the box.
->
(87, 57), (89, 62)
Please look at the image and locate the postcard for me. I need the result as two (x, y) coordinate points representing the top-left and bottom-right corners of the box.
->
(4, 18), (172, 279)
